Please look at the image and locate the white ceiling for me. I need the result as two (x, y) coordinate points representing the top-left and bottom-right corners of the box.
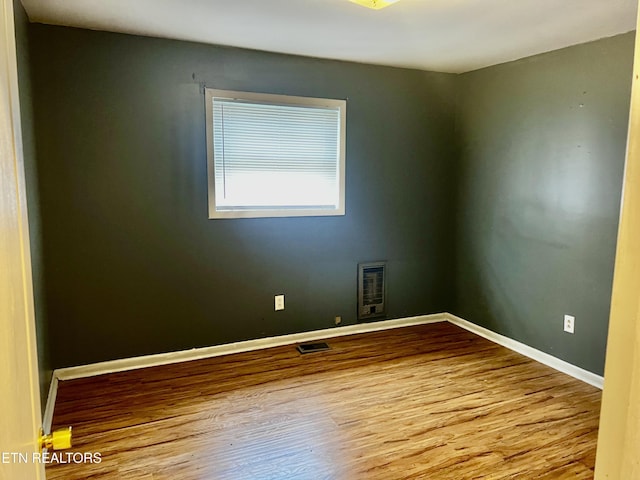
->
(21, 0), (638, 73)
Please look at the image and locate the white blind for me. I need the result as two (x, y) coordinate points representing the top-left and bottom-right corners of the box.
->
(211, 98), (342, 210)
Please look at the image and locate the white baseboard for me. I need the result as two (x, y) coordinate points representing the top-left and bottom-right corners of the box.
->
(45, 312), (604, 433)
(51, 311), (603, 413)
(42, 373), (58, 434)
(445, 313), (604, 389)
(55, 313), (447, 381)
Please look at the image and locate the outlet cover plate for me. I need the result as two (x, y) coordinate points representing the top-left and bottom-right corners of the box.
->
(275, 295), (285, 311)
(564, 314), (575, 334)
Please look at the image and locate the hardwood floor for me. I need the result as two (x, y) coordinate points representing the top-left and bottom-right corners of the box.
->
(46, 322), (601, 479)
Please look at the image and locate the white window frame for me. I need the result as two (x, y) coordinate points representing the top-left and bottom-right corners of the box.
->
(205, 88), (346, 219)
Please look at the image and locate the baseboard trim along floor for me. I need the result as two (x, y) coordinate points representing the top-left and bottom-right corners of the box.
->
(444, 313), (604, 389)
(43, 312), (604, 431)
(42, 373), (58, 434)
(54, 313), (446, 381)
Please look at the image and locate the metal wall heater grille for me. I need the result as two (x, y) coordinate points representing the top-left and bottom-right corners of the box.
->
(358, 262), (386, 320)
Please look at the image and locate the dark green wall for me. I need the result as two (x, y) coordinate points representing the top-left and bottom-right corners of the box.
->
(454, 33), (635, 375)
(28, 25), (457, 368)
(24, 21), (634, 375)
(13, 0), (51, 411)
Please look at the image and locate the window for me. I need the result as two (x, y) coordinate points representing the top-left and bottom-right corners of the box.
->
(205, 89), (346, 219)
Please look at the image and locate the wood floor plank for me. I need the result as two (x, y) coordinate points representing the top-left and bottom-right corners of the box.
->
(46, 322), (601, 479)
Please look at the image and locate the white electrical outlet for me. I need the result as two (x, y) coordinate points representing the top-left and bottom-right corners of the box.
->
(335, 316), (342, 326)
(564, 314), (575, 334)
(275, 295), (285, 311)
